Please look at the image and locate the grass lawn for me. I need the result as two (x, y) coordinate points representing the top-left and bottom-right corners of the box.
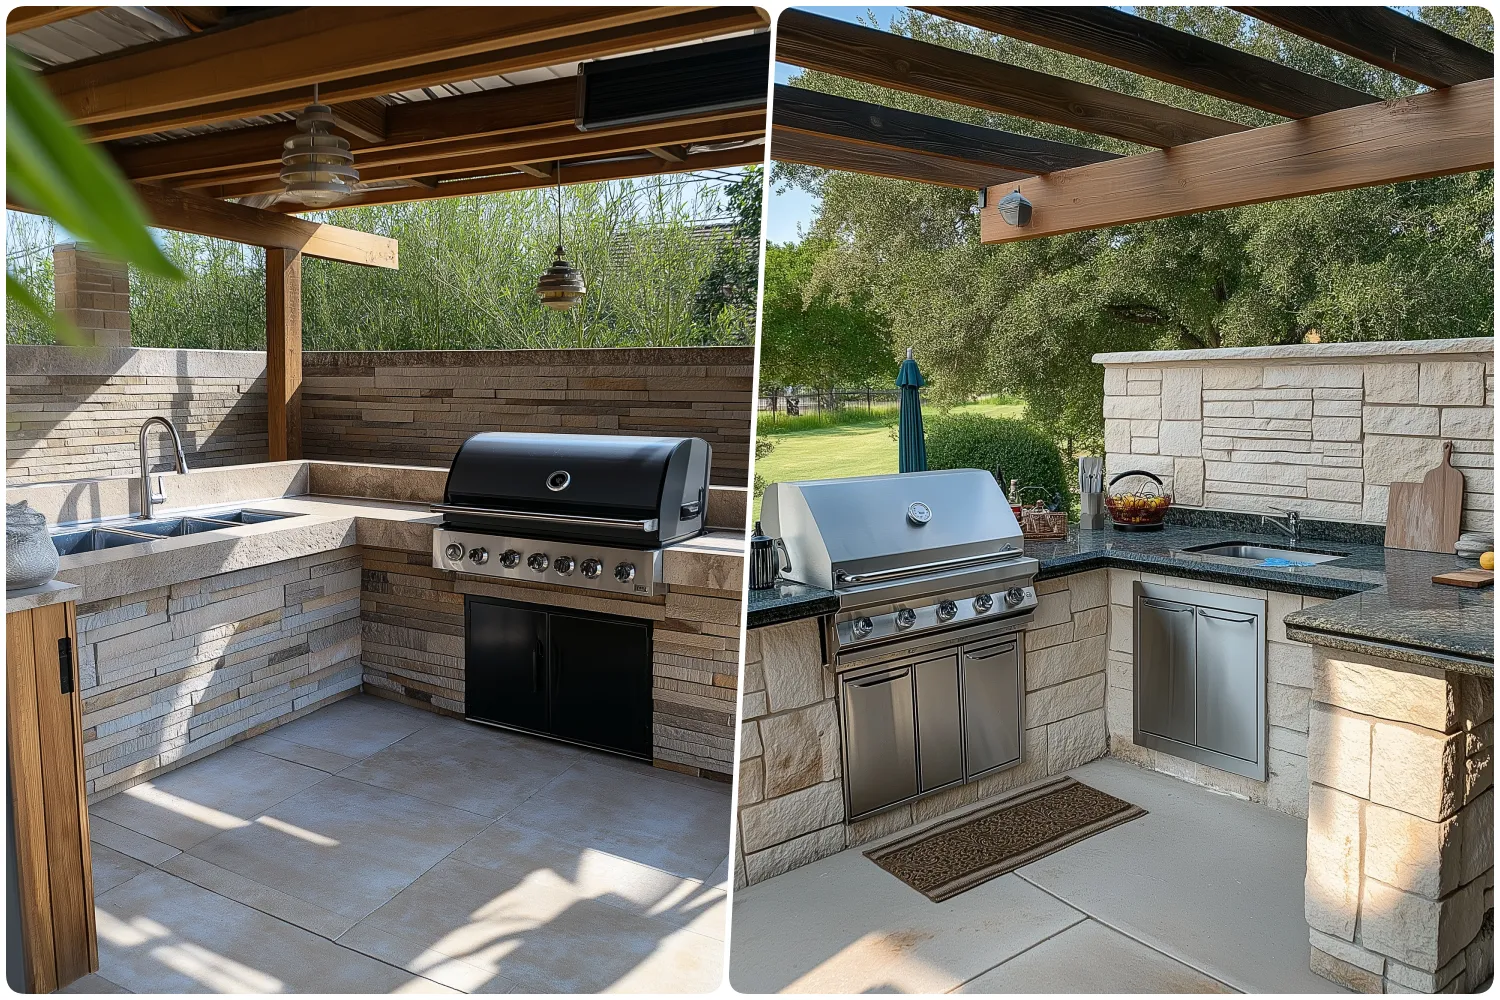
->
(753, 397), (1027, 519)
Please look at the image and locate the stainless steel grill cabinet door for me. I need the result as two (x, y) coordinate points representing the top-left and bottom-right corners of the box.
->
(961, 638), (1022, 777)
(841, 665), (918, 818)
(1136, 597), (1197, 746)
(1195, 608), (1260, 763)
(914, 654), (963, 793)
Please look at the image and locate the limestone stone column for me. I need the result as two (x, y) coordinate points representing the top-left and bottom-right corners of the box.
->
(1304, 648), (1493, 992)
(53, 243), (130, 346)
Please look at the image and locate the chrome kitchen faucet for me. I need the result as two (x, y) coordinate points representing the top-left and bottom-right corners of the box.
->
(138, 416), (189, 519)
(1260, 509), (1301, 547)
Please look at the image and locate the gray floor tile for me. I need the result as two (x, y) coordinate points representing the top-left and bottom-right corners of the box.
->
(91, 842), (151, 896)
(266, 694), (439, 759)
(93, 868), (456, 993)
(729, 849), (1086, 994)
(88, 816), (180, 867)
(1018, 757), (1343, 994)
(186, 775), (492, 919)
(338, 720), (581, 817)
(90, 744), (326, 850)
(501, 758), (731, 882)
(57, 971), (132, 993)
(159, 852), (356, 940)
(240, 732), (362, 773)
(957, 919), (1235, 993)
(347, 856), (724, 993)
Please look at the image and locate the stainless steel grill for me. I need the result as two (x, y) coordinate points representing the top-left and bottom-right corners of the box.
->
(432, 432), (711, 597)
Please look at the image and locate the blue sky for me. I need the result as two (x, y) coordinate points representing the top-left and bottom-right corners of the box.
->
(766, 6), (906, 244)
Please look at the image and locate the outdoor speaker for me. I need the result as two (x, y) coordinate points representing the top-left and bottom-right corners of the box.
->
(998, 189), (1033, 227)
(576, 34), (771, 131)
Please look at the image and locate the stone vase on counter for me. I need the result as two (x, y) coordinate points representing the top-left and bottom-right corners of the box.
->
(7, 501), (59, 591)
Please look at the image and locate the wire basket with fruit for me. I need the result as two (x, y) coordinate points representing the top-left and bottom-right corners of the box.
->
(1104, 470), (1173, 531)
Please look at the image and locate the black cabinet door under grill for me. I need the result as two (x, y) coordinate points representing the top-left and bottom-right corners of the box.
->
(465, 596), (653, 759)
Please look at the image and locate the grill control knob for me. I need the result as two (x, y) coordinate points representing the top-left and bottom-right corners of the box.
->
(973, 593), (994, 614)
(1004, 587), (1027, 608)
(852, 616), (875, 638)
(937, 600), (958, 622)
(527, 553), (549, 573)
(468, 547), (489, 565)
(614, 562), (637, 584)
(895, 608), (918, 630)
(500, 549), (522, 569)
(444, 543), (465, 562)
(553, 556), (576, 576)
(580, 558), (603, 579)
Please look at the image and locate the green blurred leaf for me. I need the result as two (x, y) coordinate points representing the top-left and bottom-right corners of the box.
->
(6, 272), (84, 346)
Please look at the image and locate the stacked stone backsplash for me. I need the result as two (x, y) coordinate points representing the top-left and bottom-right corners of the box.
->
(735, 570), (1110, 889)
(76, 547), (363, 799)
(1097, 338), (1495, 533)
(1303, 650), (1492, 993)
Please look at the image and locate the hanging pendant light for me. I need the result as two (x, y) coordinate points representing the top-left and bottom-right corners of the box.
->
(535, 162), (586, 311)
(280, 83), (359, 208)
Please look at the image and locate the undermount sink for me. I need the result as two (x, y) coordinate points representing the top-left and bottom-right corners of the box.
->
(52, 508), (297, 556)
(1183, 541), (1347, 565)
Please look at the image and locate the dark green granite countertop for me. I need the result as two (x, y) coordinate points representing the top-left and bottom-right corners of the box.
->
(746, 523), (1492, 676)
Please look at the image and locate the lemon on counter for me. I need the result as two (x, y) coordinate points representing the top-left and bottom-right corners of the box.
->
(1480, 551), (1495, 571)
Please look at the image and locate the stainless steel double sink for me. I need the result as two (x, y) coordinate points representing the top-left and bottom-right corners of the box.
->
(51, 508), (298, 556)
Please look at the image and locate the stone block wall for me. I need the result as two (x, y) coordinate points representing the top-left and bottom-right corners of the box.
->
(735, 570), (1111, 889)
(301, 347), (754, 487)
(1097, 339), (1495, 533)
(53, 244), (131, 348)
(1103, 569), (1322, 818)
(76, 546), (364, 799)
(359, 535), (740, 780)
(1303, 649), (1492, 993)
(6, 346), (268, 485)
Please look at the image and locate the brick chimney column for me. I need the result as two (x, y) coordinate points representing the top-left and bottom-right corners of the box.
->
(53, 243), (131, 346)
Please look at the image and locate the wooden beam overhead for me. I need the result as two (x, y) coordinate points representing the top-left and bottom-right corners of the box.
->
(329, 99), (388, 144)
(776, 9), (1247, 148)
(773, 126), (1025, 190)
(514, 163), (554, 180)
(67, 7), (768, 140)
(774, 85), (1118, 176)
(128, 184), (399, 267)
(918, 6), (1374, 119)
(647, 145), (689, 163)
(980, 78), (1494, 244)
(1235, 7), (1494, 90)
(6, 6), (97, 33)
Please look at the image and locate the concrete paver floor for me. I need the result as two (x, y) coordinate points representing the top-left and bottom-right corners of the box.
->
(74, 694), (730, 994)
(730, 756), (1345, 994)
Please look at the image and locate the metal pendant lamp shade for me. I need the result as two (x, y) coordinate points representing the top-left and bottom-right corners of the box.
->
(280, 85), (358, 208)
(536, 165), (586, 311)
(897, 347), (929, 473)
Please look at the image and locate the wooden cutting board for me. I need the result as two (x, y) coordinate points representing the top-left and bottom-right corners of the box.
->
(1433, 568), (1494, 588)
(1386, 441), (1465, 552)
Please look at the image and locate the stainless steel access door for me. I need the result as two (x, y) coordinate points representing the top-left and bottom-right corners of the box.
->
(842, 664), (918, 818)
(961, 637), (1022, 777)
(1136, 596), (1197, 746)
(1195, 607), (1260, 763)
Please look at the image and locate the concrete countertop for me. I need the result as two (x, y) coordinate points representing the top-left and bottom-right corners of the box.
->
(6, 579), (82, 614)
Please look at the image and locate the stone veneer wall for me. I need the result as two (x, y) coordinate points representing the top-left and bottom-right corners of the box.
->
(75, 546), (363, 799)
(1097, 338), (1495, 533)
(359, 537), (741, 780)
(6, 346), (268, 485)
(301, 348), (754, 488)
(1303, 650), (1492, 993)
(734, 570), (1110, 889)
(1104, 568), (1322, 818)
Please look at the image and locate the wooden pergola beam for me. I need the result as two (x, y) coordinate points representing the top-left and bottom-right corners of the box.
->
(6, 6), (97, 33)
(127, 185), (399, 267)
(918, 6), (1374, 119)
(68, 8), (768, 141)
(773, 126), (1023, 190)
(776, 9), (1247, 149)
(265, 247), (302, 462)
(774, 85), (1118, 176)
(980, 78), (1494, 244)
(1235, 7), (1493, 90)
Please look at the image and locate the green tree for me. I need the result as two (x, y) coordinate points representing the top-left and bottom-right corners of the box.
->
(692, 165), (763, 340)
(759, 239), (893, 401)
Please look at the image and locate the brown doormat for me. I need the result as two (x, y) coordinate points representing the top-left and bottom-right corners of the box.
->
(864, 776), (1147, 902)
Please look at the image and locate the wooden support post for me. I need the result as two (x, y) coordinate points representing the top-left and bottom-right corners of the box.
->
(266, 247), (302, 461)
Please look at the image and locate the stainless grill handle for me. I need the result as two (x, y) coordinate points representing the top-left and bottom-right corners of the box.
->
(431, 503), (659, 532)
(835, 549), (1021, 585)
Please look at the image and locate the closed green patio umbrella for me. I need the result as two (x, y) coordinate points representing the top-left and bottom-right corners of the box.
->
(897, 347), (927, 473)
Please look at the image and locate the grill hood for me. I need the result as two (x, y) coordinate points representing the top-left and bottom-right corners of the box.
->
(438, 432), (710, 546)
(761, 469), (1026, 593)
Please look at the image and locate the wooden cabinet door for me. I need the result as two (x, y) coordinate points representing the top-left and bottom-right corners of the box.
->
(7, 602), (96, 992)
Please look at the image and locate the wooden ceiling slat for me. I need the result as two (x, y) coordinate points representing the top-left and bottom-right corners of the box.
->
(773, 85), (1117, 175)
(980, 78), (1494, 244)
(6, 7), (99, 34)
(303, 145), (763, 211)
(918, 6), (1374, 118)
(772, 126), (1025, 190)
(776, 9), (1247, 148)
(1234, 7), (1493, 90)
(48, 6), (762, 129)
